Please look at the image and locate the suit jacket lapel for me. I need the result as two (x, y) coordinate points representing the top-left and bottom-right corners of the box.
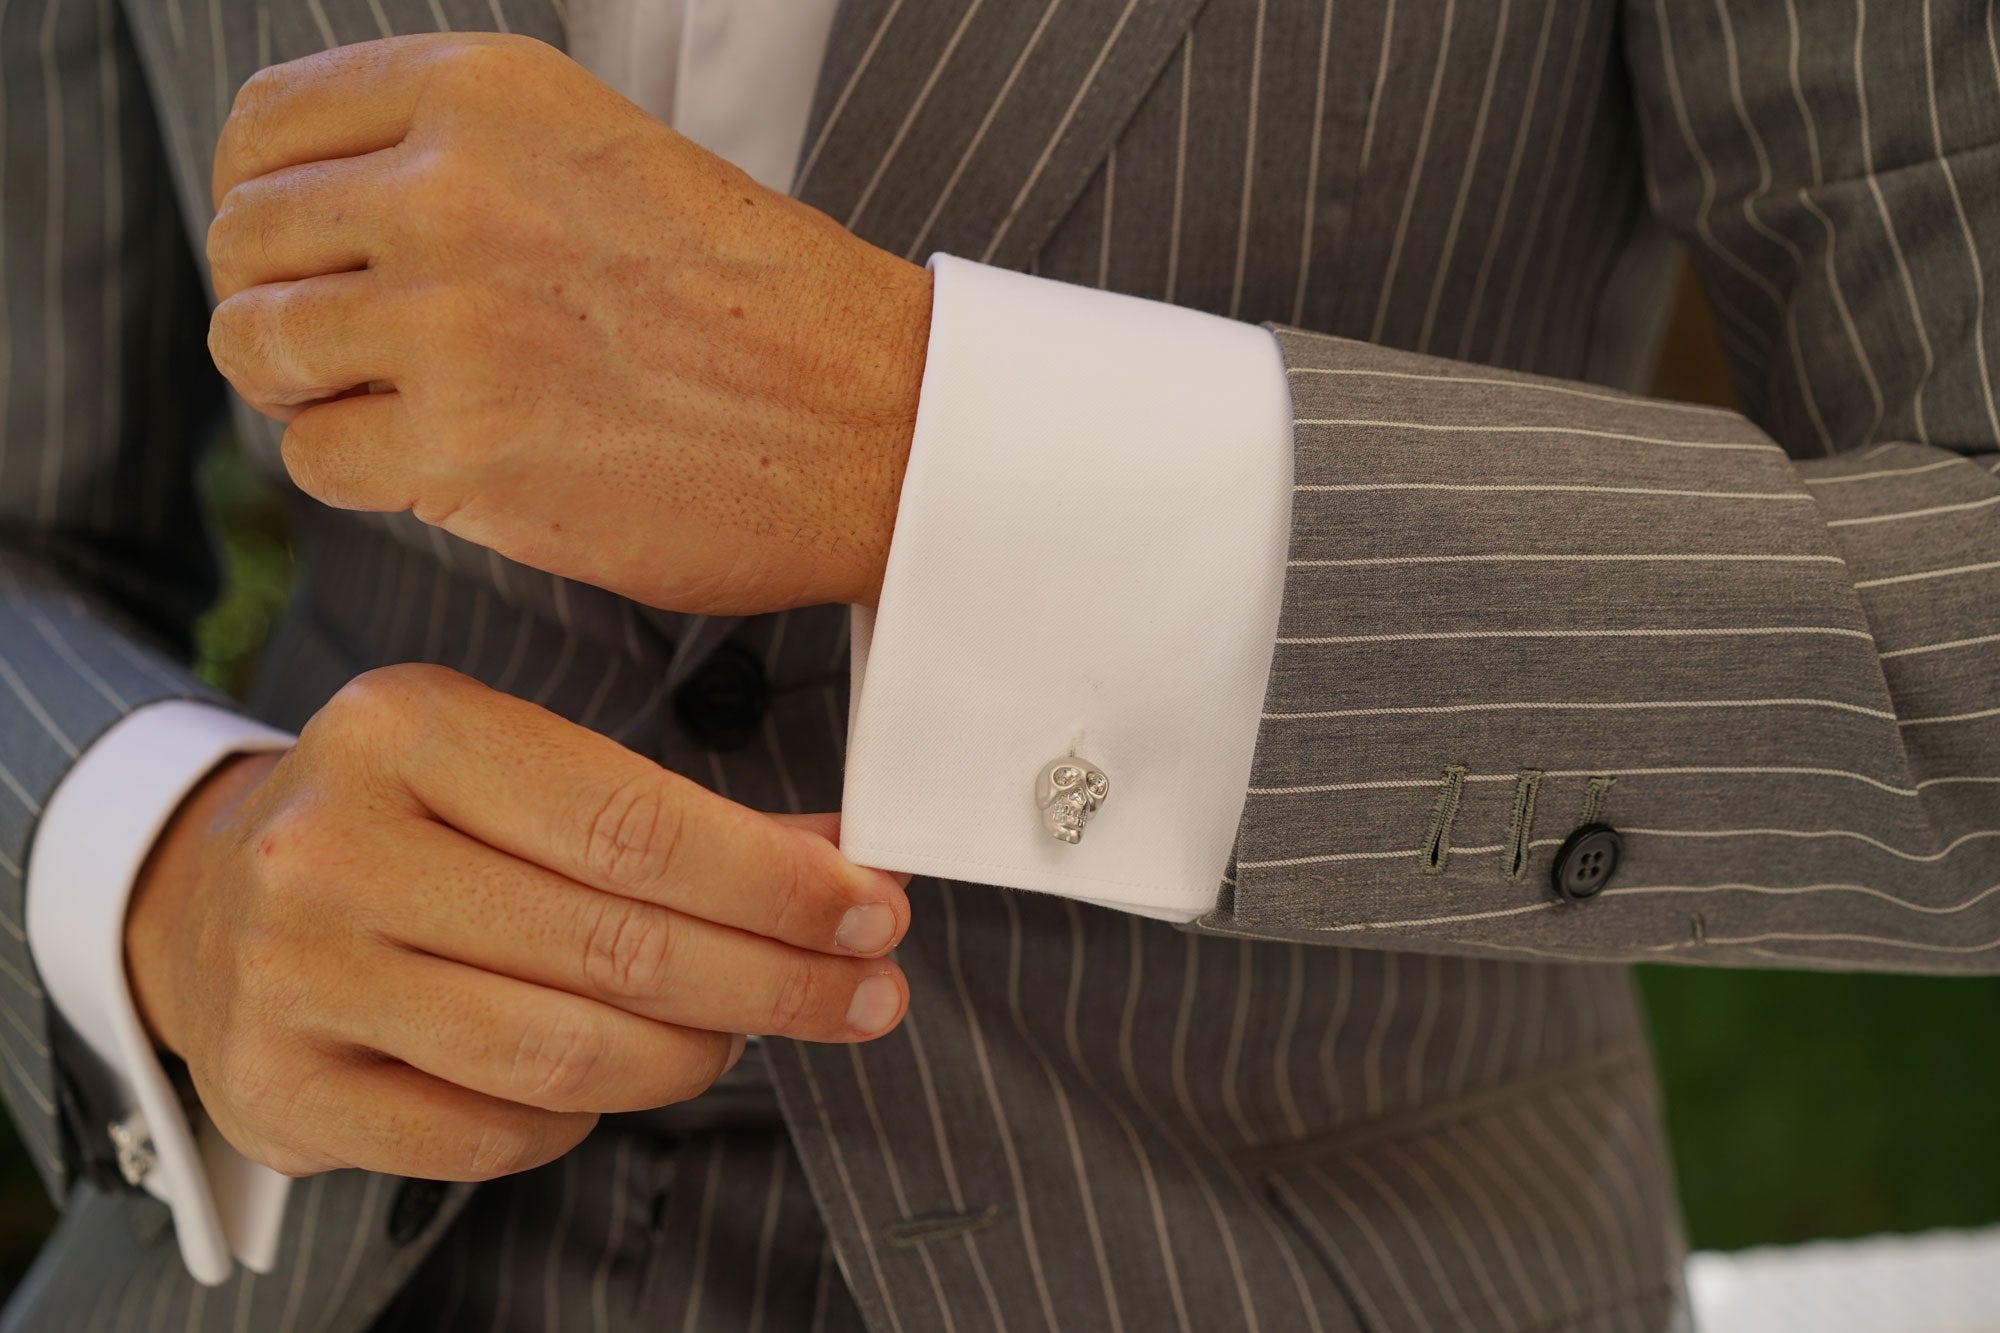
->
(793, 0), (1205, 270)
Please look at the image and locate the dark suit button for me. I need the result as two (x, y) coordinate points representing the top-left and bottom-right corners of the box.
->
(1551, 823), (1622, 901)
(672, 641), (768, 751)
(387, 1178), (448, 1245)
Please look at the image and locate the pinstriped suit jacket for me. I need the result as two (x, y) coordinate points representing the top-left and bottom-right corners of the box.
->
(3, 0), (1997, 1328)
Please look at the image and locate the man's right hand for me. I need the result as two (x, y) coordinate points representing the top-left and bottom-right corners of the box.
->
(124, 664), (911, 1183)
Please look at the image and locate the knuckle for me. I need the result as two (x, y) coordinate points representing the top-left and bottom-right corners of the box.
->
(768, 960), (832, 1036)
(321, 664), (456, 732)
(220, 67), (281, 168)
(206, 292), (264, 384)
(581, 775), (683, 893)
(580, 900), (676, 999)
(460, 1116), (541, 1181)
(508, 1011), (607, 1108)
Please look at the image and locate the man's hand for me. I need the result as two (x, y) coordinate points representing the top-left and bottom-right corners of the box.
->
(205, 33), (931, 615)
(126, 665), (911, 1182)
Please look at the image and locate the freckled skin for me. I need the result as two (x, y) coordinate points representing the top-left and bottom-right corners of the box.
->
(206, 32), (931, 616)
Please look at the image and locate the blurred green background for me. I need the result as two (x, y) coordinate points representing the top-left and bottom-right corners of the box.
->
(0, 269), (1993, 1294)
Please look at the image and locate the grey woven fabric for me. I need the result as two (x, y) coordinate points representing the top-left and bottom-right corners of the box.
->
(3, 0), (1992, 1329)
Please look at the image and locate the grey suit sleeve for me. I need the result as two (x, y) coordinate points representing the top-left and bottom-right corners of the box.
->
(0, 0), (235, 1194)
(1205, 0), (2000, 973)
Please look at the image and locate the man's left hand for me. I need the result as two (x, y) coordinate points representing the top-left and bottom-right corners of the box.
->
(207, 33), (931, 615)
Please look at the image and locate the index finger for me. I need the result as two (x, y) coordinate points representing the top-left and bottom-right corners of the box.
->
(211, 32), (505, 208)
(333, 667), (910, 958)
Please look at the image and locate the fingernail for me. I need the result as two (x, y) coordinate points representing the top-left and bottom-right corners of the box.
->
(723, 1033), (747, 1074)
(845, 974), (902, 1036)
(835, 903), (897, 955)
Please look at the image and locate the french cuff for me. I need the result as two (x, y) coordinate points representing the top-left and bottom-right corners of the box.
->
(841, 254), (1294, 921)
(26, 701), (296, 1285)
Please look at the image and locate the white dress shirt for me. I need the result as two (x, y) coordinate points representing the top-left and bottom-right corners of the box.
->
(23, 0), (1294, 1284)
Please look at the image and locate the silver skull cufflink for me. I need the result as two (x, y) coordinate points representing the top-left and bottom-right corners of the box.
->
(1037, 756), (1109, 844)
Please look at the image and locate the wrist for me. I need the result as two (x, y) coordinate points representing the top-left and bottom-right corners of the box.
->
(126, 750), (284, 1057)
(835, 253), (931, 609)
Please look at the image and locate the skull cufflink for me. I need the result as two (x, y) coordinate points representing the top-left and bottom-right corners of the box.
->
(1037, 756), (1109, 844)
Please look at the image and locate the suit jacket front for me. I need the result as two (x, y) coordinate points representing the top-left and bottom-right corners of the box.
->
(2, 0), (1996, 1329)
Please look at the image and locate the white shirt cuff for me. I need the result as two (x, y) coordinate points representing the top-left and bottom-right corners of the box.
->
(25, 700), (296, 1285)
(841, 254), (1294, 921)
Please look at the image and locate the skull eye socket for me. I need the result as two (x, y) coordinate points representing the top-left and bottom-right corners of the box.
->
(1051, 765), (1082, 790)
(1084, 773), (1108, 800)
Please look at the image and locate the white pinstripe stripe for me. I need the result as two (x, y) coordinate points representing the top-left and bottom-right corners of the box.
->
(1856, 558), (2000, 588)
(1368, 0), (1455, 343)
(999, 892), (1120, 1330)
(843, 1042), (957, 1327)
(274, 1176), (326, 1333)
(0, 948), (46, 999)
(1164, 35), (1189, 303)
(1416, 0), (1507, 356)
(586, 1135), (632, 1333)
(1832, 0), (1938, 444)
(1714, 0), (1884, 450)
(1623, 825), (2000, 862)
(1176, 932), (1320, 1328)
(940, 889), (1062, 1331)
(789, 1043), (904, 1333)
(1297, 415), (1781, 451)
(793, 0), (905, 191)
(1649, 0), (1785, 323)
(34, 0), (70, 529)
(1489, 4), (1591, 365)
(1407, 954), (1442, 1107)
(0, 753), (44, 816)
(487, 1168), (527, 1332)
(0, 1030), (54, 1115)
(1882, 630), (2000, 660)
(1284, 362), (1741, 418)
(1805, 458), (1969, 484)
(304, 0), (335, 47)
(1277, 624), (1869, 646)
(1315, 949), (1352, 1128)
(1413, 1132), (1548, 1327)
(1922, 0), (2000, 442)
(1220, 939), (1258, 1143)
(677, 1143), (725, 1333)
(1290, 552), (1843, 568)
(1117, 916), (1259, 1331)
(1361, 953), (1396, 1118)
(543, 1150), (580, 1333)
(839, 0), (991, 232)
(24, 604), (127, 711)
(976, 0), (1144, 265)
(1442, 961), (1481, 1099)
(1508, 1100), (1634, 1317)
(1293, 481), (1810, 501)
(808, 1239), (835, 1333)
(1269, 1173), (1391, 1330)
(1453, 0), (1554, 362)
(744, 1137), (789, 1333)
(1707, 928), (2000, 955)
(1826, 493), (2000, 526)
(1226, 0), (1264, 322)
(1272, 944), (1306, 1141)
(1902, 704), (2000, 727)
(1307, 1164), (1436, 1333)
(1349, 1154), (1478, 1333)
(1263, 696), (1896, 722)
(1059, 901), (1188, 1333)
(1385, 1141), (1514, 1329)
(1285, 0), (1333, 328)
(893, 1010), (1009, 1326)
(1245, 762), (1975, 799)
(0, 644), (76, 752)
